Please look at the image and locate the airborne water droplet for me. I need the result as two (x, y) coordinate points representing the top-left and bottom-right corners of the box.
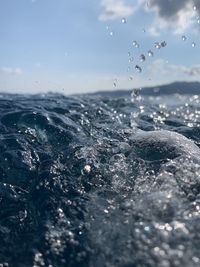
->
(131, 88), (142, 102)
(110, 31), (114, 36)
(161, 41), (167, 47)
(182, 35), (187, 41)
(129, 57), (134, 62)
(140, 54), (146, 62)
(133, 41), (139, 48)
(135, 65), (142, 73)
(121, 18), (126, 24)
(192, 42), (196, 48)
(154, 42), (161, 49)
(148, 50), (153, 57)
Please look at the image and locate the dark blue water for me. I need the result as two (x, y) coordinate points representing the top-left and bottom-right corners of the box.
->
(0, 92), (200, 267)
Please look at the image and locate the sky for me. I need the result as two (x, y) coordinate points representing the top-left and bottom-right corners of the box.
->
(0, 0), (200, 94)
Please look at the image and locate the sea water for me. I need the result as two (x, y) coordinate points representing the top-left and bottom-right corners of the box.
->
(0, 92), (200, 267)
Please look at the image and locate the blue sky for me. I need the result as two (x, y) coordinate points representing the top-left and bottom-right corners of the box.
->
(0, 0), (200, 94)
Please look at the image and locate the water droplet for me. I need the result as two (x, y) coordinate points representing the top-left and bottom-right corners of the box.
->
(135, 65), (142, 73)
(110, 31), (114, 36)
(113, 82), (117, 87)
(161, 41), (167, 47)
(131, 88), (142, 102)
(127, 66), (131, 72)
(133, 40), (139, 48)
(129, 57), (134, 62)
(192, 42), (196, 48)
(182, 35), (187, 41)
(148, 50), (153, 57)
(193, 5), (197, 11)
(121, 18), (126, 24)
(140, 54), (146, 62)
(154, 42), (161, 49)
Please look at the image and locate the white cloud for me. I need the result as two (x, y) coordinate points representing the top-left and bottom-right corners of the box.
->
(0, 67), (23, 75)
(149, 59), (200, 77)
(99, 0), (198, 34)
(99, 0), (135, 21)
(171, 64), (200, 76)
(143, 0), (198, 35)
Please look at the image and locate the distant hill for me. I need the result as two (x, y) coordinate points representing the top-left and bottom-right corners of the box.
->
(89, 81), (200, 97)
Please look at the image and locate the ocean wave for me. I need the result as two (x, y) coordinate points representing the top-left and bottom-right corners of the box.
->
(0, 93), (200, 267)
